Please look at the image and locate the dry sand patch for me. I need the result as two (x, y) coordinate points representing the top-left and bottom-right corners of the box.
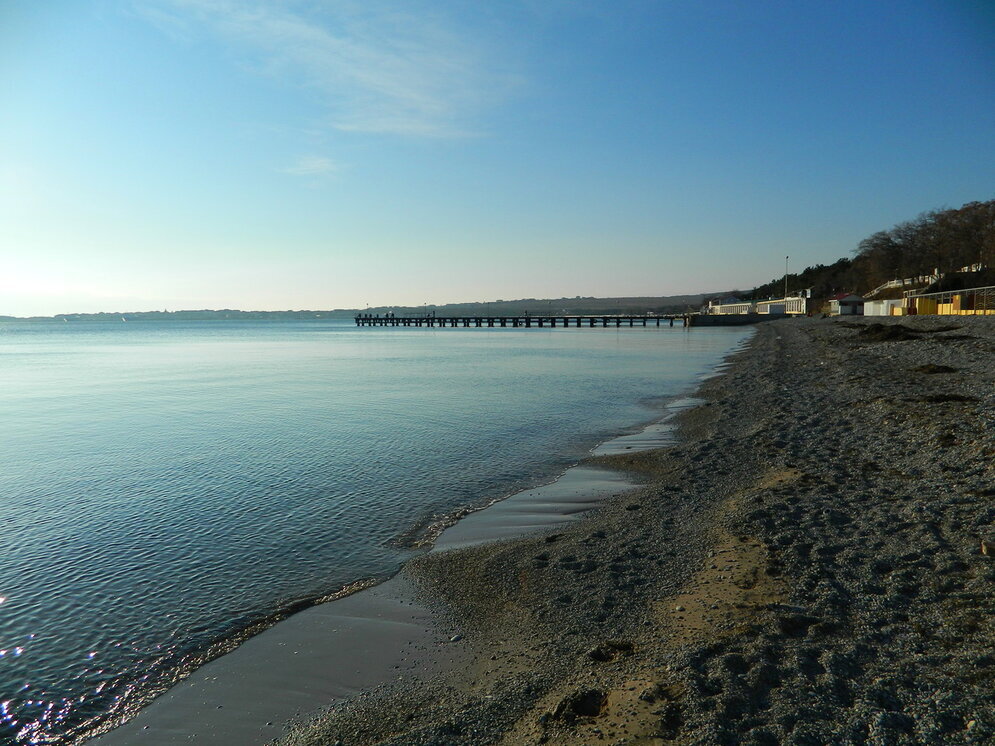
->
(499, 679), (682, 746)
(499, 478), (790, 746)
(753, 467), (803, 491)
(653, 477), (790, 653)
(653, 530), (785, 651)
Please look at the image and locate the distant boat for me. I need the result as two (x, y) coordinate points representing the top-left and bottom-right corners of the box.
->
(121, 317), (127, 322)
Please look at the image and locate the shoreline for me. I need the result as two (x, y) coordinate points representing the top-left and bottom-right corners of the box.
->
(280, 316), (995, 745)
(83, 339), (745, 744)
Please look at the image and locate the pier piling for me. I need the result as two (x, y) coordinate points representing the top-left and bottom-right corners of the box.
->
(354, 313), (688, 329)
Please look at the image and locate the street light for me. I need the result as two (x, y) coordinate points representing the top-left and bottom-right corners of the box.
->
(784, 255), (789, 300)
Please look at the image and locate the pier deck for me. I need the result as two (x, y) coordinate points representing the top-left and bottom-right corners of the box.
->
(355, 314), (689, 328)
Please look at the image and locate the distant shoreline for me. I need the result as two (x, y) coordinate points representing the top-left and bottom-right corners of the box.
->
(0, 292), (719, 323)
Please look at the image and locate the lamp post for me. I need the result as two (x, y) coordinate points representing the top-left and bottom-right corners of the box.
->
(784, 255), (789, 301)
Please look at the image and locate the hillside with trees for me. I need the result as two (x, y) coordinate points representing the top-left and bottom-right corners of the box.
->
(739, 199), (994, 304)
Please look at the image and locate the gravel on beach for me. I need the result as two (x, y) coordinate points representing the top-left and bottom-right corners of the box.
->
(279, 316), (995, 746)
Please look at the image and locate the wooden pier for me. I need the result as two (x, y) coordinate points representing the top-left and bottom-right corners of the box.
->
(355, 314), (689, 328)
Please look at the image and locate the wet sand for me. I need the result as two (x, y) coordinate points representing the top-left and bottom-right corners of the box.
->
(279, 316), (995, 745)
(88, 576), (446, 745)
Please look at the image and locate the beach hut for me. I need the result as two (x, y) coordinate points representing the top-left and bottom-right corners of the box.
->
(863, 299), (902, 316)
(828, 294), (864, 316)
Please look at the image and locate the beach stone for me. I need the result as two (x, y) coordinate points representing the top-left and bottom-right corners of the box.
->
(871, 710), (915, 735)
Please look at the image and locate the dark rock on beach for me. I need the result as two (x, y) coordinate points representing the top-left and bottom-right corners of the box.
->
(279, 316), (995, 746)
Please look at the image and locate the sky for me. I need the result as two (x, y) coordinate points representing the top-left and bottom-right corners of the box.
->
(1, 0), (993, 315)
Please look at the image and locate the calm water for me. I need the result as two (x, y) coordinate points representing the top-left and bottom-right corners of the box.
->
(0, 319), (750, 744)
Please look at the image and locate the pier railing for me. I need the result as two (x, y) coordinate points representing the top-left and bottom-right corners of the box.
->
(354, 314), (690, 328)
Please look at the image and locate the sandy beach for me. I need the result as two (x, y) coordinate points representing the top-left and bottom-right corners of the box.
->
(280, 316), (995, 745)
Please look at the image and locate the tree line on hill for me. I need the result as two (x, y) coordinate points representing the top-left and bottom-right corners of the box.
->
(740, 199), (994, 302)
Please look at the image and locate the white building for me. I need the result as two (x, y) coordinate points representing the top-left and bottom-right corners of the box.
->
(706, 297), (755, 314)
(863, 299), (903, 316)
(707, 289), (812, 316)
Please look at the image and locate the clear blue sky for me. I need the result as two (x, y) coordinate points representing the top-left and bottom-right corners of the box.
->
(2, 0), (993, 315)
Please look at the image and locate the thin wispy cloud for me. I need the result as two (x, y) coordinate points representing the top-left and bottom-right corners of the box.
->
(137, 0), (522, 137)
(280, 155), (339, 176)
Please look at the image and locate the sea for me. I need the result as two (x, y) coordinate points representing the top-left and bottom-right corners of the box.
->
(0, 318), (750, 744)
